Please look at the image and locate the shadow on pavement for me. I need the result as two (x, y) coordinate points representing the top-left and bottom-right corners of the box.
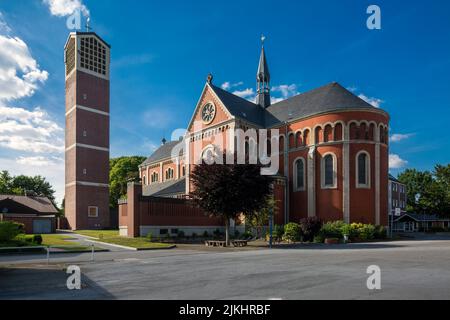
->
(0, 267), (115, 300)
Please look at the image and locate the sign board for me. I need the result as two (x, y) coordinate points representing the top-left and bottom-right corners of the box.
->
(395, 208), (402, 216)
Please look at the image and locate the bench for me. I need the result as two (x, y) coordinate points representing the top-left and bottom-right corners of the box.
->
(231, 240), (248, 247)
(204, 240), (248, 247)
(205, 240), (226, 247)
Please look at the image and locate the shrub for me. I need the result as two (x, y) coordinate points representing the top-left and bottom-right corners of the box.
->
(241, 230), (253, 240)
(146, 233), (153, 242)
(283, 223), (301, 243)
(33, 235), (43, 245)
(192, 232), (197, 239)
(358, 224), (376, 241)
(313, 235), (324, 243)
(0, 221), (24, 242)
(274, 225), (284, 242)
(300, 217), (322, 242)
(202, 231), (209, 238)
(319, 221), (346, 239)
(213, 229), (221, 239)
(177, 230), (185, 238)
(374, 226), (387, 239)
(234, 230), (240, 239)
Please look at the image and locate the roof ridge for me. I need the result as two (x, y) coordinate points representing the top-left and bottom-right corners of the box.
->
(210, 84), (258, 106)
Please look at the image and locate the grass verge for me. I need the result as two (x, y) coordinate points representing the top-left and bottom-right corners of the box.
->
(75, 230), (119, 239)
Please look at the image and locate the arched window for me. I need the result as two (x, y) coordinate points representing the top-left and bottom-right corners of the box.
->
(321, 153), (337, 189)
(151, 172), (159, 183)
(279, 135), (285, 153)
(142, 175), (146, 185)
(165, 168), (174, 180)
(295, 131), (302, 147)
(182, 166), (186, 177)
(293, 158), (305, 191)
(356, 151), (370, 188)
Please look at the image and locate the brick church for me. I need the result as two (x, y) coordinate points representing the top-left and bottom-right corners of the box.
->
(63, 30), (389, 235)
(137, 40), (390, 232)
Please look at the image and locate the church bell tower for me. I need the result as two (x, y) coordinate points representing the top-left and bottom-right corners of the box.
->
(64, 31), (111, 230)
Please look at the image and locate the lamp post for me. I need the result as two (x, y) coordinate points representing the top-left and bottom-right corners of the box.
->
(269, 182), (275, 249)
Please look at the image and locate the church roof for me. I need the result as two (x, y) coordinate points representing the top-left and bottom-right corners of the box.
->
(209, 81), (381, 128)
(143, 178), (186, 197)
(209, 84), (266, 126)
(141, 140), (184, 166)
(264, 82), (378, 126)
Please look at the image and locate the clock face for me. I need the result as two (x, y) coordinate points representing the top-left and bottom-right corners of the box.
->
(201, 103), (216, 124)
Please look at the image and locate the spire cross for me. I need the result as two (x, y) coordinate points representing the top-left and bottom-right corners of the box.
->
(86, 18), (91, 32)
(261, 34), (266, 46)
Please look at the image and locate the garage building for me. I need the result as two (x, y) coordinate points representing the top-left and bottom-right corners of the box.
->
(0, 195), (58, 234)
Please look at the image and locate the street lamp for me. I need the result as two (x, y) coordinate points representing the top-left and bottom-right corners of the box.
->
(268, 182), (275, 249)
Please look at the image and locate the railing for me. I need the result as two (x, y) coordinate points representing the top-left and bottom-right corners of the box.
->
(0, 244), (96, 264)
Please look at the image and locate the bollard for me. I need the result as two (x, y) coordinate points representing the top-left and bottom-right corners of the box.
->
(91, 244), (95, 262)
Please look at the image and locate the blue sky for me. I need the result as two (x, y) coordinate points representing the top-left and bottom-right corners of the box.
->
(0, 0), (449, 205)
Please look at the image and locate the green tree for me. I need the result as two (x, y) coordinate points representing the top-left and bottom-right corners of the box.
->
(190, 156), (272, 246)
(398, 164), (450, 217)
(0, 171), (13, 194)
(11, 175), (56, 203)
(0, 171), (56, 206)
(247, 196), (278, 239)
(109, 156), (146, 208)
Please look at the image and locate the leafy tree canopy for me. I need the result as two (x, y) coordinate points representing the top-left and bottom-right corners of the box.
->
(110, 156), (146, 208)
(398, 164), (450, 217)
(0, 170), (57, 207)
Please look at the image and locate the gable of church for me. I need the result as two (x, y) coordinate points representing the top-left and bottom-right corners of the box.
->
(187, 84), (234, 133)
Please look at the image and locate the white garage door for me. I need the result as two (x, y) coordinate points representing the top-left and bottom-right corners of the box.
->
(33, 219), (52, 234)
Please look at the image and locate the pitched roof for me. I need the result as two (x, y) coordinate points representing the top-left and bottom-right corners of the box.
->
(0, 195), (58, 214)
(209, 82), (383, 128)
(209, 84), (265, 126)
(265, 82), (379, 126)
(141, 140), (184, 166)
(394, 213), (450, 222)
(143, 178), (186, 197)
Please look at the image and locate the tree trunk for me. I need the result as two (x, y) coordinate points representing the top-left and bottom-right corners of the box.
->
(225, 218), (230, 247)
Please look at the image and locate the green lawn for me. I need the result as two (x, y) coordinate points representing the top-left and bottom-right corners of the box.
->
(75, 230), (119, 239)
(40, 234), (97, 251)
(96, 237), (174, 249)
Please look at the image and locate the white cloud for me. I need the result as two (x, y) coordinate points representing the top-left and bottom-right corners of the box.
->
(390, 133), (414, 143)
(221, 81), (243, 90)
(43, 0), (90, 17)
(272, 84), (300, 98)
(17, 156), (63, 167)
(0, 35), (49, 101)
(0, 15), (64, 205)
(358, 93), (383, 108)
(0, 105), (64, 153)
(0, 12), (11, 34)
(232, 88), (255, 99)
(389, 154), (408, 169)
